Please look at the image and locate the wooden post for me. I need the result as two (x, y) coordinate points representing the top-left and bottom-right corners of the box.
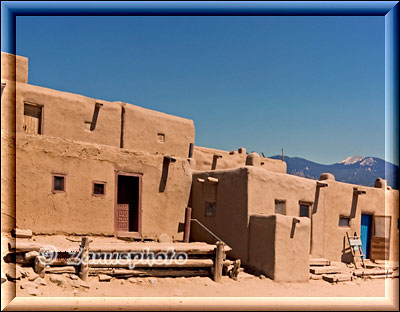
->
(34, 256), (46, 278)
(183, 207), (192, 243)
(78, 237), (90, 281)
(213, 241), (224, 282)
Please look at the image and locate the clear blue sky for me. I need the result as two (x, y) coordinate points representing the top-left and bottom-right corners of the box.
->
(15, 16), (387, 165)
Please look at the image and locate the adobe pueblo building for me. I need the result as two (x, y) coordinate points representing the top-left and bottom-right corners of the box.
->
(1, 52), (398, 282)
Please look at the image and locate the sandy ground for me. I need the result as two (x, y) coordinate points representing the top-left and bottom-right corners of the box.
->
(11, 272), (399, 298)
(2, 233), (398, 309)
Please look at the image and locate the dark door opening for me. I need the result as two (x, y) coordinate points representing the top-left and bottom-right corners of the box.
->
(115, 173), (141, 234)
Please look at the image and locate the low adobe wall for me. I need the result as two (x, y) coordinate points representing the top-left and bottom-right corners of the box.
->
(192, 146), (247, 171)
(193, 146), (286, 173)
(15, 133), (192, 238)
(248, 214), (310, 282)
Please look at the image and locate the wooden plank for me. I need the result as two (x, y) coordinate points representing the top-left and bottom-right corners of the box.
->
(45, 266), (76, 274)
(88, 259), (214, 268)
(370, 237), (390, 261)
(322, 274), (352, 283)
(12, 242), (232, 254)
(310, 258), (331, 266)
(353, 269), (393, 277)
(88, 268), (210, 277)
(310, 267), (341, 275)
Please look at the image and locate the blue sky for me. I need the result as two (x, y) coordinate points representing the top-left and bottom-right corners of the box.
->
(15, 16), (387, 165)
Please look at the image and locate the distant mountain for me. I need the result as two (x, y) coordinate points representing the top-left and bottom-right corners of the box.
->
(269, 155), (399, 190)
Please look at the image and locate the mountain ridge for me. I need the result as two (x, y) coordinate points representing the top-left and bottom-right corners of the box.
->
(269, 155), (398, 190)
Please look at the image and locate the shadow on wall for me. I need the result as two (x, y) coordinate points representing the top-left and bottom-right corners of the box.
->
(350, 193), (358, 219)
(159, 156), (176, 192)
(290, 218), (300, 238)
(312, 185), (320, 214)
(341, 235), (354, 263)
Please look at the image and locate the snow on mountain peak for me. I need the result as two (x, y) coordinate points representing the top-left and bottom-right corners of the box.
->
(339, 156), (376, 166)
(339, 156), (365, 165)
(360, 157), (376, 166)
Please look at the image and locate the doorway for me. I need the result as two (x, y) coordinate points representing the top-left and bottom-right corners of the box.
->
(360, 214), (372, 259)
(115, 172), (141, 235)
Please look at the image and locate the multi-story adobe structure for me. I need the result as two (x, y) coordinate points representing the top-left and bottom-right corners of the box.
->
(1, 52), (398, 281)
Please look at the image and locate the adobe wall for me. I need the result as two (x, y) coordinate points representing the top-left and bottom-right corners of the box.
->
(1, 52), (28, 83)
(190, 168), (249, 261)
(192, 146), (247, 171)
(248, 214), (310, 282)
(322, 180), (399, 262)
(1, 130), (15, 233)
(193, 146), (286, 173)
(1, 65), (17, 233)
(247, 167), (399, 262)
(2, 51), (195, 159)
(12, 83), (195, 158)
(247, 167), (324, 258)
(122, 103), (195, 158)
(15, 133), (192, 238)
(15, 83), (122, 147)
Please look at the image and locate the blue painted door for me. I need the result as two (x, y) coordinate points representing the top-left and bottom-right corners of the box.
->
(360, 214), (372, 258)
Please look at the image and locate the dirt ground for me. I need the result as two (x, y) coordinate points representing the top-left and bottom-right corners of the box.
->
(1, 233), (399, 309)
(11, 271), (399, 298)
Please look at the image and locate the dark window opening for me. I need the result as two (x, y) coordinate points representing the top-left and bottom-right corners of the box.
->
(205, 201), (216, 217)
(275, 199), (286, 215)
(53, 174), (65, 192)
(300, 204), (310, 218)
(339, 216), (350, 227)
(93, 182), (106, 196)
(23, 103), (42, 134)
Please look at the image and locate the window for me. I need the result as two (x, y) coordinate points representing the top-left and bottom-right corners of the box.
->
(274, 199), (286, 215)
(23, 103), (42, 134)
(205, 201), (216, 217)
(84, 121), (92, 131)
(373, 216), (391, 239)
(339, 216), (350, 227)
(157, 133), (165, 143)
(93, 181), (106, 196)
(300, 205), (310, 218)
(52, 174), (66, 193)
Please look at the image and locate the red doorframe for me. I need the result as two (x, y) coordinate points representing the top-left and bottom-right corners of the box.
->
(114, 171), (142, 237)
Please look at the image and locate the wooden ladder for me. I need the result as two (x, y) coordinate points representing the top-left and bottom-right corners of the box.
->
(346, 232), (365, 269)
